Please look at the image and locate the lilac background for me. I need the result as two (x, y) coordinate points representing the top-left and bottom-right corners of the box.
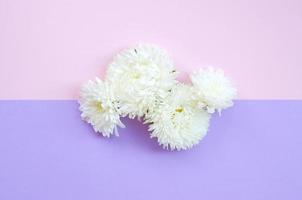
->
(0, 100), (301, 199)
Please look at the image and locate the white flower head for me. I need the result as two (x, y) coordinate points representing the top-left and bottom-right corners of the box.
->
(106, 44), (178, 118)
(146, 84), (210, 151)
(190, 67), (237, 113)
(79, 78), (124, 137)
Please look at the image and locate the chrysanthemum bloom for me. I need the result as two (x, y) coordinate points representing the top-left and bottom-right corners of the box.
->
(190, 67), (237, 113)
(79, 78), (124, 137)
(146, 84), (210, 150)
(106, 44), (178, 118)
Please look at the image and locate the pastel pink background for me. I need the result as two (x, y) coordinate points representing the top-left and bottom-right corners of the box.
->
(0, 0), (301, 99)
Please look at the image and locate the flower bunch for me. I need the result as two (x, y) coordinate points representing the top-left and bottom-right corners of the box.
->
(79, 44), (236, 150)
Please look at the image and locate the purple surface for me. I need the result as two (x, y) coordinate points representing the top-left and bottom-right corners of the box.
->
(0, 100), (301, 199)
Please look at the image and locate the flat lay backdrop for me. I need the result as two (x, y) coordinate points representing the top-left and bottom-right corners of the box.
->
(0, 0), (301, 199)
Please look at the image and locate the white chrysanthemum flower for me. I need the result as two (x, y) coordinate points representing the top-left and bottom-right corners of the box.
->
(106, 44), (178, 118)
(79, 78), (124, 137)
(146, 84), (210, 151)
(190, 67), (237, 113)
